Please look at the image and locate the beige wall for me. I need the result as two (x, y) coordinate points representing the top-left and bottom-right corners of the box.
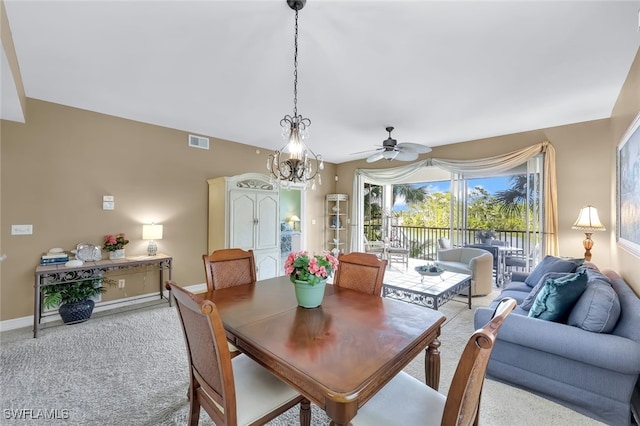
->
(2, 48), (639, 322)
(0, 100), (335, 321)
(611, 47), (640, 290)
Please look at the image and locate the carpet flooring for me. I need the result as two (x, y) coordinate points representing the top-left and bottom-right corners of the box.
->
(0, 292), (603, 425)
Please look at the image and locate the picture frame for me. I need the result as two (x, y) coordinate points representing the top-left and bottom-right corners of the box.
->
(616, 112), (640, 257)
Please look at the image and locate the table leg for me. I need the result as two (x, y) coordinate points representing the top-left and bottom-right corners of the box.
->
(33, 277), (41, 338)
(425, 337), (441, 391)
(467, 279), (472, 309)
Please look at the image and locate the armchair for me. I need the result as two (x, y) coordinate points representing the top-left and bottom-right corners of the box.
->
(436, 247), (493, 296)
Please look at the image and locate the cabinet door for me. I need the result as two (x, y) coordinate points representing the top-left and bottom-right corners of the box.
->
(255, 250), (279, 280)
(256, 193), (279, 250)
(229, 190), (256, 249)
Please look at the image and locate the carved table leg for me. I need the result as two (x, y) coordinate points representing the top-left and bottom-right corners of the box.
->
(425, 337), (441, 391)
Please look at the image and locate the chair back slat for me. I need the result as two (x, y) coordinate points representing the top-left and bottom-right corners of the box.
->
(334, 252), (387, 296)
(442, 297), (517, 426)
(203, 248), (257, 291)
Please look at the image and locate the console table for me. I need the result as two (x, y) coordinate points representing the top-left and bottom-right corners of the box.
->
(33, 254), (172, 338)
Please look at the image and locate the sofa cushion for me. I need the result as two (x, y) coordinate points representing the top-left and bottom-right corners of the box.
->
(521, 272), (572, 311)
(567, 280), (621, 333)
(524, 255), (579, 288)
(528, 270), (588, 321)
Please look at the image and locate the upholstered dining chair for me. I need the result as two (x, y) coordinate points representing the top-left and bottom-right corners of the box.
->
(202, 248), (257, 358)
(333, 252), (388, 296)
(351, 297), (517, 426)
(167, 281), (311, 426)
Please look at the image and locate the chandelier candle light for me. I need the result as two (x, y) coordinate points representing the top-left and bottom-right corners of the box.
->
(268, 0), (324, 189)
(142, 224), (163, 256)
(572, 205), (606, 261)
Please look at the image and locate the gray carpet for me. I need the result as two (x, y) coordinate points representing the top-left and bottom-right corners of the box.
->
(0, 294), (603, 425)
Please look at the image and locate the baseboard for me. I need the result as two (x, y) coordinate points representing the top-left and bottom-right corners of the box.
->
(0, 282), (207, 333)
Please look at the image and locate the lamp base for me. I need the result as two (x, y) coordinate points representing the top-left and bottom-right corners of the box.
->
(147, 241), (158, 256)
(582, 233), (594, 262)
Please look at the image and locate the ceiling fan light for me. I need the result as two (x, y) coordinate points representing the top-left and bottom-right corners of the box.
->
(382, 150), (398, 160)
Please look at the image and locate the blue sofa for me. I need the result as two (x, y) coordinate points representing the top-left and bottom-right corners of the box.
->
(474, 259), (640, 425)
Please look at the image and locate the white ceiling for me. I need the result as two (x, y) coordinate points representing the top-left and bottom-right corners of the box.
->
(2, 1), (639, 164)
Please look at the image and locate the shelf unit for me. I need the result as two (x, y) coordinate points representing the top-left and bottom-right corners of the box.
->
(325, 194), (349, 256)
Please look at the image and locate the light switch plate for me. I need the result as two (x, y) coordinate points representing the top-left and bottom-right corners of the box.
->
(103, 195), (114, 202)
(103, 201), (114, 210)
(11, 224), (33, 235)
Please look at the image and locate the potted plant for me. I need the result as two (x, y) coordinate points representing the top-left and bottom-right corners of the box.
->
(475, 229), (497, 244)
(284, 251), (339, 308)
(42, 277), (115, 324)
(103, 233), (129, 260)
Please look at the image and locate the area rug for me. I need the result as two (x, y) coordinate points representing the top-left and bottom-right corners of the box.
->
(0, 295), (603, 425)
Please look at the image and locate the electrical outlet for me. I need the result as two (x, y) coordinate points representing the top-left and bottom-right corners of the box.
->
(118, 279), (125, 288)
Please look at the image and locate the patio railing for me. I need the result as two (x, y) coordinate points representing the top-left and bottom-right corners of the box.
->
(364, 224), (539, 263)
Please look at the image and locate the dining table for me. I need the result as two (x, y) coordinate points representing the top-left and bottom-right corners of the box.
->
(200, 275), (446, 426)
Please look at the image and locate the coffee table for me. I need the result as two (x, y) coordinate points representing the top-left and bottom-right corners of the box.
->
(382, 270), (472, 310)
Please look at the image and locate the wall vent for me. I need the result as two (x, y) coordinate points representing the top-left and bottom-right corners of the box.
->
(188, 134), (209, 150)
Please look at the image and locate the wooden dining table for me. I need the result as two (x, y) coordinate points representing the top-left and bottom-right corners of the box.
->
(200, 275), (446, 425)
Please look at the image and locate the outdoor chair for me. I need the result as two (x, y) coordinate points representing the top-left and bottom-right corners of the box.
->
(436, 247), (493, 296)
(202, 248), (257, 357)
(334, 252), (388, 296)
(167, 281), (311, 426)
(363, 235), (385, 258)
(351, 297), (517, 426)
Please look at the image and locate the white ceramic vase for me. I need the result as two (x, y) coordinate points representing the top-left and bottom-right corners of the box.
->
(109, 249), (125, 260)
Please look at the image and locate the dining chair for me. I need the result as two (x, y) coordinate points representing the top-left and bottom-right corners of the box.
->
(351, 297), (517, 426)
(167, 281), (311, 426)
(333, 252), (388, 296)
(202, 248), (257, 358)
(203, 248), (257, 291)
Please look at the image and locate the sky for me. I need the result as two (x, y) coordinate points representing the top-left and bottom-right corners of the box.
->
(393, 176), (513, 211)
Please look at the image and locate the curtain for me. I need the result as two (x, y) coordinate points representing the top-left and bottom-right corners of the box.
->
(350, 141), (559, 255)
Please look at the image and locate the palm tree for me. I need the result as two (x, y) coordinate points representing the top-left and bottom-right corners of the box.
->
(494, 175), (530, 217)
(393, 184), (426, 205)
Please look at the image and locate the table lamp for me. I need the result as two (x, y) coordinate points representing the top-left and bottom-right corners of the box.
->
(289, 215), (300, 231)
(571, 205), (605, 261)
(142, 224), (163, 256)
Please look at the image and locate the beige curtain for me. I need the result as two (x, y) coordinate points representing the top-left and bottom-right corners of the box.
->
(351, 141), (559, 256)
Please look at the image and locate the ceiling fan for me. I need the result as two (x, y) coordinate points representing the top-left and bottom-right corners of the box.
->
(355, 126), (432, 163)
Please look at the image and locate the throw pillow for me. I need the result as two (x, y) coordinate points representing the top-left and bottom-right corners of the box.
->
(528, 271), (589, 321)
(524, 255), (579, 288)
(567, 280), (621, 333)
(521, 272), (572, 311)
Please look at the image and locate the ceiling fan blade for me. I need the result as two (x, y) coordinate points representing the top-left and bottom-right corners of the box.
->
(350, 147), (382, 155)
(393, 150), (419, 161)
(397, 142), (432, 154)
(366, 152), (385, 163)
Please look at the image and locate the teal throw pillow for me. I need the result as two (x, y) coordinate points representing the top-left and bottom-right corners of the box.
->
(521, 272), (571, 311)
(524, 255), (579, 288)
(528, 271), (589, 321)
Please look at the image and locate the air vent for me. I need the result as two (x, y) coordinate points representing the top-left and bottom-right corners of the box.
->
(188, 134), (209, 150)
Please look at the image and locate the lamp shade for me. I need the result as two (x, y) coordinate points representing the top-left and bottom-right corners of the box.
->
(142, 224), (163, 240)
(289, 215), (301, 223)
(572, 206), (605, 231)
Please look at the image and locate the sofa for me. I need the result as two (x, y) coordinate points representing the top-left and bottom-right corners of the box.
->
(436, 247), (493, 296)
(474, 256), (640, 425)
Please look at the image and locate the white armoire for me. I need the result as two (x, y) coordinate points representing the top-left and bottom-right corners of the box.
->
(207, 173), (280, 280)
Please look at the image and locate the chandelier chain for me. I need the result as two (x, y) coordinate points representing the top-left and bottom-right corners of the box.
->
(293, 8), (299, 118)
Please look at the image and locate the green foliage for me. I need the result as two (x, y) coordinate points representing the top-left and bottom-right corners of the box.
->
(42, 278), (114, 309)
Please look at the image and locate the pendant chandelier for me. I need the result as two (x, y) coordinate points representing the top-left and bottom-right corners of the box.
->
(268, 0), (323, 189)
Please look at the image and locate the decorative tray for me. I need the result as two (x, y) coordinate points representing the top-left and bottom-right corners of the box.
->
(415, 265), (444, 276)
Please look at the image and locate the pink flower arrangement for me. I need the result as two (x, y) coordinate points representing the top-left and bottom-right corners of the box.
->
(103, 233), (129, 252)
(284, 250), (339, 286)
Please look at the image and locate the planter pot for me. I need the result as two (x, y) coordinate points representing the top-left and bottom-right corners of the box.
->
(109, 249), (125, 260)
(59, 300), (95, 324)
(293, 279), (327, 308)
(479, 237), (493, 244)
